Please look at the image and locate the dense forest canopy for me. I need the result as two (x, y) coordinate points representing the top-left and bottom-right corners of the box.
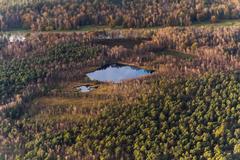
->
(0, 0), (239, 31)
(1, 73), (240, 159)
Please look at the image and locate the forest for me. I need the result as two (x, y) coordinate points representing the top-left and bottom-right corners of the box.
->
(0, 0), (240, 160)
(0, 0), (239, 31)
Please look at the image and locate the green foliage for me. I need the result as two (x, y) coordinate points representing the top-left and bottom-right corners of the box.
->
(0, 43), (102, 103)
(1, 73), (239, 159)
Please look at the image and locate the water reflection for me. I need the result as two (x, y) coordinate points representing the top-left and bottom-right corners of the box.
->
(77, 86), (94, 92)
(9, 35), (26, 42)
(87, 64), (153, 83)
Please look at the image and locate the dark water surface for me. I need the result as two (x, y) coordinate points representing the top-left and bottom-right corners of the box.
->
(87, 64), (153, 83)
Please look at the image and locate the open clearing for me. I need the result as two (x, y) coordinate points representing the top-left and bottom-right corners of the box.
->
(4, 19), (240, 34)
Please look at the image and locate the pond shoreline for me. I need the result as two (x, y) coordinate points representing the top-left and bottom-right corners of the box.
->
(86, 63), (154, 83)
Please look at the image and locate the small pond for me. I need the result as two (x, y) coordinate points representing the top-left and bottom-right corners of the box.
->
(87, 64), (153, 83)
(0, 34), (26, 43)
(77, 86), (95, 93)
(9, 34), (26, 42)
